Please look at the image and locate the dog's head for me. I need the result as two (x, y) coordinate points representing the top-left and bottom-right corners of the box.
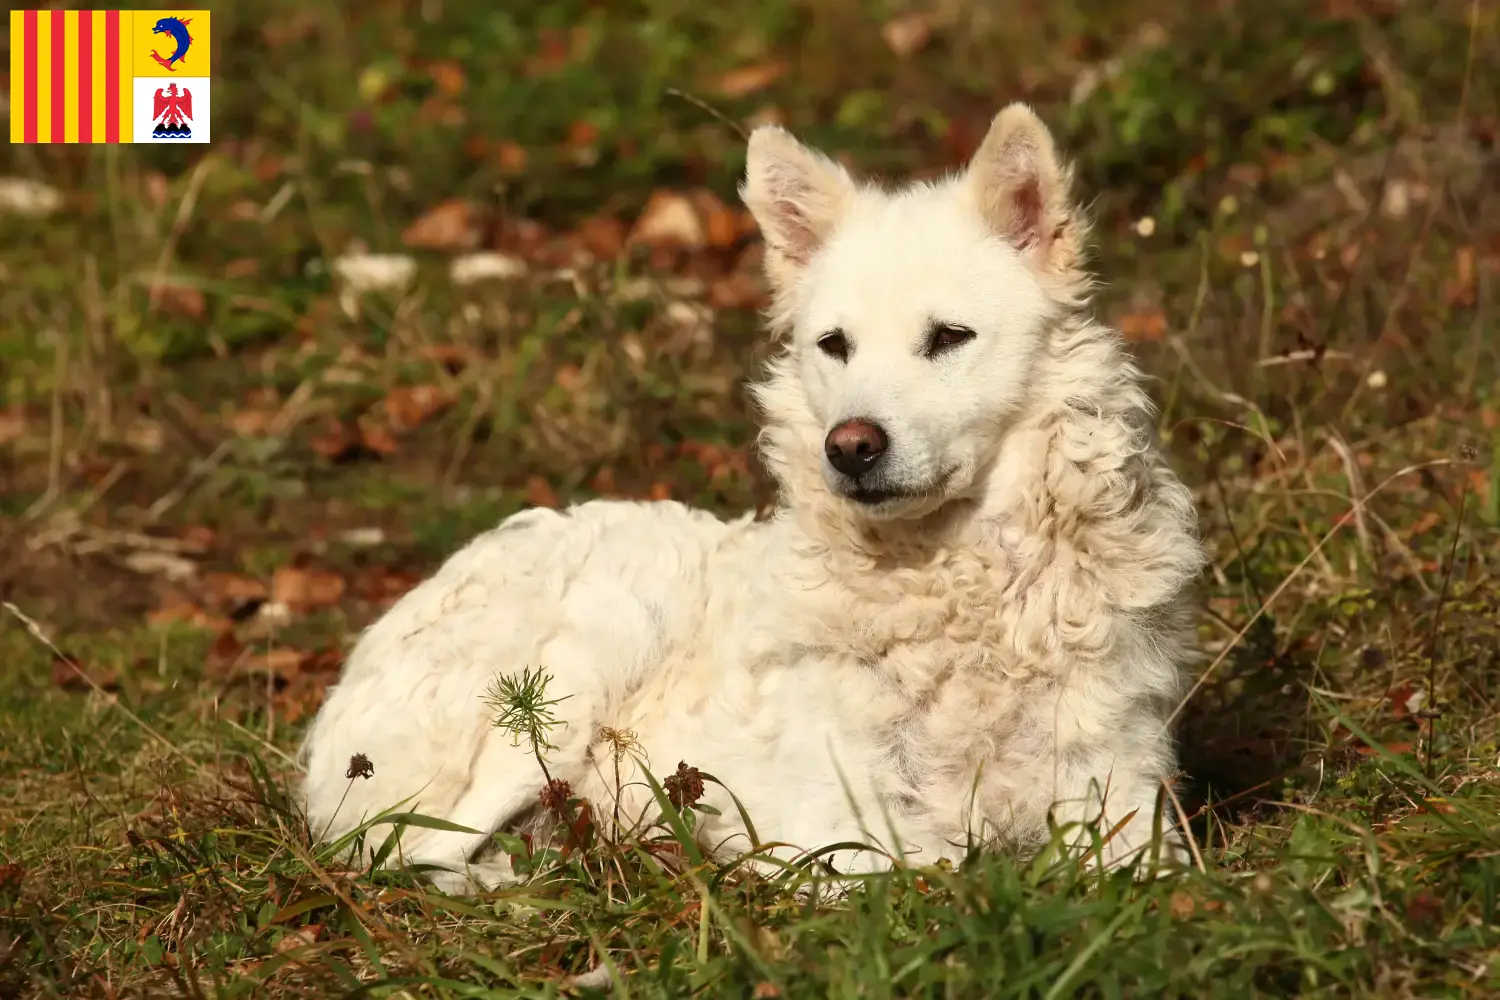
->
(743, 104), (1090, 521)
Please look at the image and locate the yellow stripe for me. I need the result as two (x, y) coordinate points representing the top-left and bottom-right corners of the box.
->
(117, 12), (133, 143)
(63, 11), (79, 143)
(8, 11), (23, 144)
(91, 11), (106, 143)
(35, 10), (50, 143)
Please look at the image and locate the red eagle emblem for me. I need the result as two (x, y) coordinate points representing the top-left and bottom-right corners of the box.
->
(151, 83), (194, 138)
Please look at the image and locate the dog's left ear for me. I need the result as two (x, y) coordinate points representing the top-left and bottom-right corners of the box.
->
(966, 103), (1081, 276)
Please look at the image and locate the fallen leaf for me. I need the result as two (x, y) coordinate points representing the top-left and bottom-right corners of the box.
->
(1117, 307), (1168, 343)
(1403, 891), (1443, 926)
(309, 423), (357, 460)
(882, 13), (934, 57)
(576, 215), (627, 260)
(1354, 740), (1414, 756)
(149, 279), (207, 320)
(271, 566), (346, 612)
(147, 594), (231, 633)
(242, 647), (312, 678)
(590, 467), (619, 496)
(0, 406), (27, 444)
(402, 199), (481, 251)
(708, 270), (768, 310)
(206, 629), (247, 673)
(1385, 682), (1426, 720)
(310, 421), (398, 462)
(689, 189), (741, 249)
(275, 923), (325, 954)
(526, 476), (560, 509)
(495, 140), (528, 173)
(351, 566), (422, 609)
(51, 654), (120, 693)
(715, 61), (786, 99)
(201, 572), (269, 613)
(648, 482), (672, 501)
(382, 385), (454, 432)
(1168, 891), (1197, 918)
(429, 60), (466, 97)
(230, 407), (278, 437)
(357, 420), (400, 456)
(1442, 245), (1476, 308)
(630, 190), (706, 249)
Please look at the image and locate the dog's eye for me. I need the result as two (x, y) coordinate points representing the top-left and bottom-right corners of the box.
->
(817, 330), (850, 362)
(926, 323), (976, 357)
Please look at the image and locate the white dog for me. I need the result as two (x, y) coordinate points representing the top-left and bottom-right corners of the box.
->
(299, 103), (1205, 892)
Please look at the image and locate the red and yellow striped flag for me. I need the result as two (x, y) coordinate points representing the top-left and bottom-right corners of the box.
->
(9, 10), (211, 144)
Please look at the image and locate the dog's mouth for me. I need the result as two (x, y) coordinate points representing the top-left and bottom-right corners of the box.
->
(835, 468), (960, 512)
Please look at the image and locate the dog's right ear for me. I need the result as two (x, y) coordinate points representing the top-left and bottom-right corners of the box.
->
(741, 125), (855, 297)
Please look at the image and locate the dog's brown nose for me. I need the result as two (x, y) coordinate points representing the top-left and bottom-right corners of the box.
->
(824, 419), (888, 478)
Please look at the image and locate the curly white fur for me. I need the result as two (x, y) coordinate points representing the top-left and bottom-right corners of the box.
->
(298, 103), (1205, 892)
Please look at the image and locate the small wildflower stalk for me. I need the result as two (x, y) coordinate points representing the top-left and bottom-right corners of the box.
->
(483, 666), (572, 786)
(483, 667), (589, 857)
(598, 726), (646, 841)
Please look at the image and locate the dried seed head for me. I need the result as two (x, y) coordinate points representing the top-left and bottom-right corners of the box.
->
(346, 753), (374, 780)
(664, 761), (704, 809)
(539, 777), (573, 815)
(598, 726), (645, 765)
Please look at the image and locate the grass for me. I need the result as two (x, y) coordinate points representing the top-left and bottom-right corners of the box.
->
(2, 0), (1499, 995)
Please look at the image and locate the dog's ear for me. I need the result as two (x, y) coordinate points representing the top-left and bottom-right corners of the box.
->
(741, 125), (855, 294)
(966, 103), (1082, 276)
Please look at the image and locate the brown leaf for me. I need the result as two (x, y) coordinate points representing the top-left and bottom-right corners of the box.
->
(51, 654), (120, 693)
(358, 421), (401, 456)
(1117, 307), (1168, 343)
(590, 467), (619, 496)
(150, 280), (207, 320)
(201, 572), (269, 610)
(630, 190), (706, 250)
(230, 407), (277, 438)
(382, 384), (454, 432)
(310, 423), (357, 460)
(1385, 681), (1425, 720)
(402, 199), (481, 251)
(1442, 245), (1476, 308)
(882, 13), (934, 57)
(648, 482), (673, 502)
(715, 61), (786, 99)
(526, 476), (560, 509)
(0, 406), (27, 444)
(147, 594), (231, 633)
(271, 566), (347, 612)
(708, 271), (768, 310)
(351, 566), (422, 609)
(428, 60), (466, 97)
(275, 923), (325, 954)
(689, 189), (741, 249)
(206, 629), (246, 672)
(576, 215), (627, 260)
(495, 140), (528, 174)
(242, 648), (312, 678)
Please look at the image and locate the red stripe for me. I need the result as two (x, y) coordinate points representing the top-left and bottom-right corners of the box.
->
(49, 9), (64, 143)
(23, 10), (37, 144)
(105, 10), (119, 143)
(79, 13), (93, 143)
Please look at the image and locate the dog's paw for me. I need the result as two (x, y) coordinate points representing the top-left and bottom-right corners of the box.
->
(422, 858), (519, 895)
